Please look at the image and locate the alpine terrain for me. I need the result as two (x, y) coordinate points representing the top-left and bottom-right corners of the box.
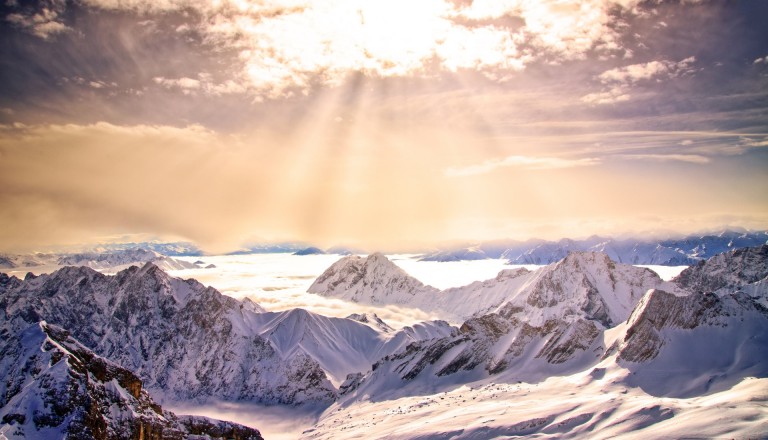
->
(1, 245), (767, 439)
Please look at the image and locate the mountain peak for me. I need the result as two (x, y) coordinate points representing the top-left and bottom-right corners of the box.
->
(308, 253), (439, 305)
(504, 251), (661, 327)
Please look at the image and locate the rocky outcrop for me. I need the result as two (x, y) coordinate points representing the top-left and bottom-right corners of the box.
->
(617, 288), (767, 363)
(0, 322), (264, 440)
(673, 244), (768, 294)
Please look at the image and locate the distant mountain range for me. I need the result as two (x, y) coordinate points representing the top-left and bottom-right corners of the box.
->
(0, 248), (204, 272)
(2, 245), (767, 438)
(418, 230), (768, 265)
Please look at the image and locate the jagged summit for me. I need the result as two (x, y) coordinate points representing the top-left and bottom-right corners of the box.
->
(346, 312), (396, 333)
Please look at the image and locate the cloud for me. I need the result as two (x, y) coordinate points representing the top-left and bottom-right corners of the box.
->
(444, 155), (601, 177)
(581, 86), (631, 105)
(598, 57), (696, 83)
(582, 57), (697, 105)
(6, 4), (70, 39)
(5, 0), (656, 98)
(753, 55), (768, 64)
(617, 153), (710, 164)
(740, 136), (768, 148)
(154, 75), (247, 96)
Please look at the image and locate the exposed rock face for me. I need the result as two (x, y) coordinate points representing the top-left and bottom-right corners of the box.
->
(0, 322), (264, 440)
(0, 263), (336, 405)
(673, 244), (768, 294)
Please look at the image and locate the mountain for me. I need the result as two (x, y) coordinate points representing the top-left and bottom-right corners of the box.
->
(312, 251), (664, 323)
(614, 288), (768, 397)
(416, 230), (767, 265)
(331, 252), (664, 399)
(247, 309), (456, 385)
(228, 242), (309, 254)
(0, 263), (336, 405)
(0, 321), (263, 439)
(0, 253), (59, 269)
(87, 241), (203, 257)
(418, 239), (546, 261)
(673, 244), (768, 297)
(56, 248), (199, 271)
(308, 253), (440, 305)
(293, 247), (327, 256)
(1, 262), (456, 407)
(327, 247), (767, 411)
(419, 246), (489, 262)
(326, 246), (365, 255)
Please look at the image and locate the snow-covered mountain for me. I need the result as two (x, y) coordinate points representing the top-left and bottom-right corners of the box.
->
(328, 253), (664, 398)
(615, 287), (768, 397)
(0, 263), (337, 405)
(324, 247), (767, 407)
(0, 321), (263, 439)
(245, 308), (455, 386)
(3, 244), (766, 439)
(673, 244), (768, 296)
(0, 248), (202, 272)
(55, 248), (200, 271)
(308, 253), (441, 305)
(311, 251), (664, 323)
(417, 230), (767, 264)
(0, 262), (455, 407)
(0, 253), (59, 269)
(418, 246), (489, 261)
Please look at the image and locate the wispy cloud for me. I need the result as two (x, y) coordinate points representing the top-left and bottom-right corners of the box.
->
(444, 155), (601, 177)
(739, 136), (768, 148)
(617, 153), (711, 164)
(582, 57), (697, 105)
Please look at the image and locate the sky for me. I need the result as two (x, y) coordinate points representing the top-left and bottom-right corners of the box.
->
(0, 0), (767, 253)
